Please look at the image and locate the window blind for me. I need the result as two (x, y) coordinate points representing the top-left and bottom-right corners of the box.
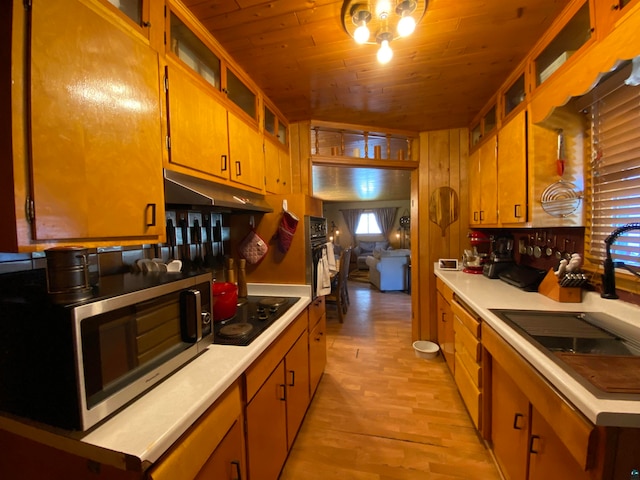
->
(587, 72), (640, 268)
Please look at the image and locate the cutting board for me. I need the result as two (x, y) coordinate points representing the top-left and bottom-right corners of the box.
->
(429, 186), (458, 236)
(555, 353), (640, 393)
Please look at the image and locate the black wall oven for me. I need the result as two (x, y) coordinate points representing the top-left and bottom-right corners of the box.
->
(0, 270), (212, 431)
(305, 215), (327, 299)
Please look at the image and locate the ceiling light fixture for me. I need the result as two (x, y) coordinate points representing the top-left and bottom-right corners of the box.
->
(341, 0), (428, 64)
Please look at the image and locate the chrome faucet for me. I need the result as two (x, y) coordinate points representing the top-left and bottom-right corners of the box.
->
(601, 222), (640, 299)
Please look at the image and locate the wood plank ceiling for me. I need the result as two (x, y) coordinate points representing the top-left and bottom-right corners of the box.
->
(181, 0), (571, 201)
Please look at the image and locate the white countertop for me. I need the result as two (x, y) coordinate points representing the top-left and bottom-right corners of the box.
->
(434, 266), (640, 428)
(0, 283), (312, 472)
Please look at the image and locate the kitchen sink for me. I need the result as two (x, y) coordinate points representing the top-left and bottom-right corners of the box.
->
(490, 309), (640, 396)
(489, 309), (640, 356)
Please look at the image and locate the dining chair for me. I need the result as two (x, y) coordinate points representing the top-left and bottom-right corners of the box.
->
(326, 247), (351, 323)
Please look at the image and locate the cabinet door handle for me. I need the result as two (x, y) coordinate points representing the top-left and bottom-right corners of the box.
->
(279, 384), (286, 401)
(315, 332), (324, 342)
(221, 154), (228, 171)
(441, 312), (446, 322)
(514, 204), (522, 218)
(235, 160), (242, 176)
(288, 370), (295, 387)
(529, 434), (540, 454)
(473, 211), (479, 222)
(231, 460), (242, 480)
(513, 413), (524, 430)
(480, 210), (485, 221)
(146, 203), (157, 227)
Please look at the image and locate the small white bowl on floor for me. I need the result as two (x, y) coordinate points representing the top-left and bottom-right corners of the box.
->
(413, 341), (440, 360)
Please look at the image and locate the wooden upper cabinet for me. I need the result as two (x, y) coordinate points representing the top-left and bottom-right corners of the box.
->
(164, 60), (230, 181)
(503, 72), (526, 120)
(480, 136), (498, 225)
(470, 104), (497, 150)
(264, 104), (291, 194)
(264, 139), (291, 195)
(228, 111), (265, 191)
(534, 0), (594, 88)
(168, 10), (222, 92)
(28, 0), (164, 242)
(469, 134), (498, 226)
(226, 68), (258, 123)
(596, 0), (640, 34)
(468, 149), (481, 226)
(497, 110), (528, 225)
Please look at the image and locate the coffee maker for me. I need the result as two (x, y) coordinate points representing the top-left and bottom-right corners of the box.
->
(483, 235), (514, 278)
(462, 231), (491, 274)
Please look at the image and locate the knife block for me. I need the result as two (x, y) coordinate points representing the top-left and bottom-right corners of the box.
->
(538, 268), (582, 303)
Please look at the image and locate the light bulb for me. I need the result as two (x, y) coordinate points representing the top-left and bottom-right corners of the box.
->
(377, 39), (393, 64)
(376, 0), (392, 19)
(397, 15), (416, 37)
(354, 23), (370, 44)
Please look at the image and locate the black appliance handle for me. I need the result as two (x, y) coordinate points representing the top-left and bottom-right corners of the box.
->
(180, 289), (203, 343)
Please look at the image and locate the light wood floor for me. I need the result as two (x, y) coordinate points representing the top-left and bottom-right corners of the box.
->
(280, 280), (502, 479)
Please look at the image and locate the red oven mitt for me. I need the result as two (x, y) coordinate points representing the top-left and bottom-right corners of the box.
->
(276, 210), (299, 253)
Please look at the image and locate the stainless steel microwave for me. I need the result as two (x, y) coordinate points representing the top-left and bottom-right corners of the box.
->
(0, 270), (212, 431)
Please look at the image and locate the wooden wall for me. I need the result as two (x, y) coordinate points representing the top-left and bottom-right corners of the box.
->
(415, 129), (469, 341)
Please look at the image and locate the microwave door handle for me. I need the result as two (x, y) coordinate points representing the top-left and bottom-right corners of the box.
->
(181, 289), (203, 343)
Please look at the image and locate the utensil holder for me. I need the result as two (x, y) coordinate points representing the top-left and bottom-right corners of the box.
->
(538, 268), (581, 303)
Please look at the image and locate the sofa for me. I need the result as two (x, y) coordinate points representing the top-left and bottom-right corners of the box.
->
(352, 241), (390, 270)
(365, 249), (411, 291)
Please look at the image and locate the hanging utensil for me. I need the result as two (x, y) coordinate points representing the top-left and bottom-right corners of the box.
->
(540, 129), (583, 217)
(533, 232), (543, 258)
(546, 234), (555, 257)
(526, 234), (535, 256)
(518, 237), (526, 255)
(556, 129), (565, 176)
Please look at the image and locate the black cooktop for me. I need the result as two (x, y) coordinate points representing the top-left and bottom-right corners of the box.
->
(213, 296), (300, 346)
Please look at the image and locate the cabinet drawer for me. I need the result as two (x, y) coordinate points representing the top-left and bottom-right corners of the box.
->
(309, 314), (327, 396)
(148, 382), (242, 480)
(245, 311), (307, 402)
(436, 277), (454, 303)
(454, 315), (481, 362)
(454, 355), (482, 430)
(455, 339), (482, 387)
(452, 299), (481, 338)
(308, 296), (325, 330)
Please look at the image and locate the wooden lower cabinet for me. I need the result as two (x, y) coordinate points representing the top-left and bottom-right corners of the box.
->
(194, 420), (245, 480)
(285, 332), (311, 449)
(436, 283), (455, 372)
(309, 314), (327, 396)
(484, 324), (598, 480)
(491, 361), (590, 480)
(491, 361), (529, 480)
(244, 310), (313, 480)
(246, 361), (289, 480)
(246, 331), (310, 480)
(148, 382), (245, 480)
(528, 406), (591, 480)
(452, 298), (482, 430)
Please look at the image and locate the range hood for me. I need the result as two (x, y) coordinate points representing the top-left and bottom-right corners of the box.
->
(164, 170), (273, 213)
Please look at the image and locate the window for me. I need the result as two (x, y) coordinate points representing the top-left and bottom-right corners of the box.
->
(586, 64), (640, 268)
(355, 212), (381, 235)
(105, 0), (142, 25)
(170, 13), (221, 90)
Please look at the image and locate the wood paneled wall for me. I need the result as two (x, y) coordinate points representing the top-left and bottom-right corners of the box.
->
(415, 129), (469, 341)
